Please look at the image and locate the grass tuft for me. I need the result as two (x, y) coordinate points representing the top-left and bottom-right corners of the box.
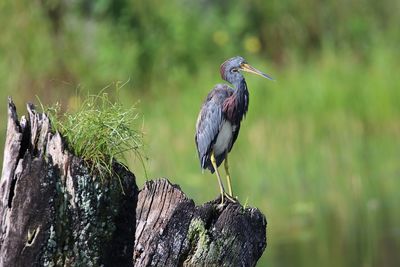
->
(43, 92), (144, 181)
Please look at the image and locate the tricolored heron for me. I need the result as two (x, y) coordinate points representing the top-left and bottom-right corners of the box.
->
(195, 56), (273, 204)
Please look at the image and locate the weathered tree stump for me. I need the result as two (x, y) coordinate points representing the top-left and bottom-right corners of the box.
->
(0, 98), (137, 266)
(0, 98), (267, 266)
(134, 179), (267, 267)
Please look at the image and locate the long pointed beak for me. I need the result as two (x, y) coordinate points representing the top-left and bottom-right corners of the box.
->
(240, 63), (274, 80)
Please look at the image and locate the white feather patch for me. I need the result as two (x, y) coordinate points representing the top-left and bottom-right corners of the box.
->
(213, 120), (233, 156)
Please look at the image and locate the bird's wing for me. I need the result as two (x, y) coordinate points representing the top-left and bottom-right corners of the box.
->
(195, 99), (223, 168)
(195, 86), (232, 168)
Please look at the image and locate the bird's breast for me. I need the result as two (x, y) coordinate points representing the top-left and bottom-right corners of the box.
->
(213, 120), (236, 156)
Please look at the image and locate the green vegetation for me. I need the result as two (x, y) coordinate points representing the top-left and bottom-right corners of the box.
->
(187, 219), (211, 261)
(43, 91), (144, 180)
(1, 1), (400, 266)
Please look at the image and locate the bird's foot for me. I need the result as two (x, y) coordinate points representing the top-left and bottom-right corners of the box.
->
(216, 193), (237, 210)
(224, 192), (237, 203)
(216, 196), (226, 210)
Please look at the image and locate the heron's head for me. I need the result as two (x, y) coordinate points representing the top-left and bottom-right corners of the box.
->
(220, 56), (273, 84)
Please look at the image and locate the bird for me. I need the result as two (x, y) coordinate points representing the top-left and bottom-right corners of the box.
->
(195, 56), (273, 205)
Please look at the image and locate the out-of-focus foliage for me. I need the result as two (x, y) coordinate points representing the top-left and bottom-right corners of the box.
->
(1, 0), (400, 266)
(1, 0), (399, 96)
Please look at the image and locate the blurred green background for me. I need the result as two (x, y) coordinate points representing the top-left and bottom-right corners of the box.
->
(1, 0), (400, 266)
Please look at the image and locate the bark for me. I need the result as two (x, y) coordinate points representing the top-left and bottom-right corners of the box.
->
(134, 179), (267, 267)
(0, 98), (137, 266)
(0, 98), (267, 267)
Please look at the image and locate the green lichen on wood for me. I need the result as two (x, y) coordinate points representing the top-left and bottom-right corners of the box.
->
(187, 218), (210, 259)
(186, 218), (232, 265)
(185, 214), (252, 266)
(41, 158), (126, 266)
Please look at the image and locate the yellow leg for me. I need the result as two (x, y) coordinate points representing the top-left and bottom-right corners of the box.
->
(211, 152), (225, 205)
(224, 153), (233, 197)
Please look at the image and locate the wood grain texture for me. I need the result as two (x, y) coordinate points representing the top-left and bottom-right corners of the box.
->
(134, 179), (267, 267)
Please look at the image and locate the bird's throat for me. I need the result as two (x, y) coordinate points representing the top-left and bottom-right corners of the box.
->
(233, 80), (249, 122)
(223, 80), (249, 124)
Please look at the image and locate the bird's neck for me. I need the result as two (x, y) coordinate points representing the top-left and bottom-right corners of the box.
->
(232, 79), (249, 122)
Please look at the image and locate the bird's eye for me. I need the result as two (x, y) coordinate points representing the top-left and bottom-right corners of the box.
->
(231, 68), (238, 73)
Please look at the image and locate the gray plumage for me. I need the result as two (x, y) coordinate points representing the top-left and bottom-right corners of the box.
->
(195, 84), (240, 172)
(195, 56), (272, 174)
(194, 56), (273, 202)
